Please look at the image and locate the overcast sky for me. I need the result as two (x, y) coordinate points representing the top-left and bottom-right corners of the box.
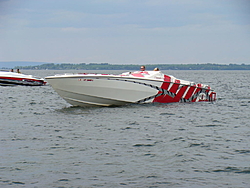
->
(0, 0), (250, 64)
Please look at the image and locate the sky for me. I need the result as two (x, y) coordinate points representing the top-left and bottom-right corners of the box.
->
(0, 0), (250, 65)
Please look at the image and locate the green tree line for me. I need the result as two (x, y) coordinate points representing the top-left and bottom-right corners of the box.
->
(14, 63), (250, 70)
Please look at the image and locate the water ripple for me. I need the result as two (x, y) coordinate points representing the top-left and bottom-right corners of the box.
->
(1, 70), (249, 187)
(213, 167), (250, 174)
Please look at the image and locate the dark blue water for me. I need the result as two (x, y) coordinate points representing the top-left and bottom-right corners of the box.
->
(1, 70), (249, 187)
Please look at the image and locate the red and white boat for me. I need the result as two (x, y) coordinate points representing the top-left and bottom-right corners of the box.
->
(46, 71), (216, 107)
(0, 70), (46, 86)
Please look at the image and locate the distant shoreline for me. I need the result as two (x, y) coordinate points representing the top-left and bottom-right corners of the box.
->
(9, 63), (250, 70)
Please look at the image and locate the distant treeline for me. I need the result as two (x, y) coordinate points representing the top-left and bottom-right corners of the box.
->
(14, 63), (250, 70)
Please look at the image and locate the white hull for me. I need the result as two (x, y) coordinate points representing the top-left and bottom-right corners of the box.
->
(0, 71), (46, 86)
(47, 76), (161, 106)
(46, 71), (216, 107)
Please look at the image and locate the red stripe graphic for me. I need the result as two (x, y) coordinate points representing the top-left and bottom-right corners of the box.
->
(184, 86), (196, 99)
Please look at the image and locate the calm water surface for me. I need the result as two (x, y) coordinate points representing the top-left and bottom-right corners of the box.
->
(1, 70), (249, 187)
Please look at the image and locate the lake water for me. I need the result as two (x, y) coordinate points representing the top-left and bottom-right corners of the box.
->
(1, 70), (249, 188)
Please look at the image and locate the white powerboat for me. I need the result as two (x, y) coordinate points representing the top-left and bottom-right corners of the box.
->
(0, 70), (46, 86)
(46, 71), (216, 107)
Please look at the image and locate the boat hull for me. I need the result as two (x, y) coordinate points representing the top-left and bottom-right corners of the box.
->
(47, 76), (160, 106)
(0, 71), (46, 86)
(46, 73), (216, 107)
(0, 78), (46, 86)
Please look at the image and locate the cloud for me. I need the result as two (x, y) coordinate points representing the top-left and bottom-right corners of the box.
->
(0, 0), (250, 63)
(1, 0), (249, 29)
